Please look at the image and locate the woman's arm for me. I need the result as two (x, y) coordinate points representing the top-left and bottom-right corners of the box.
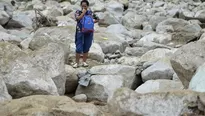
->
(76, 9), (87, 20)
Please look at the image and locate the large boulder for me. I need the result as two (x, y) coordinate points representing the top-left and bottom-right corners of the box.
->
(31, 43), (66, 95)
(141, 60), (175, 82)
(135, 79), (184, 94)
(98, 11), (120, 26)
(137, 33), (173, 46)
(148, 15), (167, 30)
(0, 11), (10, 26)
(0, 95), (104, 116)
(189, 62), (205, 92)
(94, 32), (128, 54)
(0, 31), (22, 43)
(3, 56), (59, 98)
(122, 12), (147, 29)
(140, 48), (176, 63)
(75, 64), (138, 102)
(106, 24), (128, 35)
(5, 11), (34, 29)
(0, 42), (26, 74)
(171, 41), (205, 88)
(117, 56), (140, 66)
(42, 7), (63, 18)
(124, 47), (149, 57)
(108, 88), (205, 116)
(65, 65), (78, 94)
(1, 43), (66, 98)
(156, 18), (201, 47)
(0, 2), (13, 25)
(29, 26), (76, 57)
(89, 64), (136, 88)
(76, 75), (124, 102)
(106, 1), (124, 18)
(0, 78), (12, 102)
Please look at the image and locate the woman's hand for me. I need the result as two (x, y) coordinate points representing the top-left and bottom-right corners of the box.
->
(82, 8), (87, 14)
(77, 9), (87, 20)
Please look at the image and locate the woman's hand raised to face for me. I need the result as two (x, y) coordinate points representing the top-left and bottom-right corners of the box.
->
(82, 8), (87, 14)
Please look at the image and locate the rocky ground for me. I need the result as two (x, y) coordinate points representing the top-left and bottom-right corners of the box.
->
(0, 0), (205, 115)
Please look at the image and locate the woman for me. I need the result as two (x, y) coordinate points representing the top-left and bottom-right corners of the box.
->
(72, 0), (99, 68)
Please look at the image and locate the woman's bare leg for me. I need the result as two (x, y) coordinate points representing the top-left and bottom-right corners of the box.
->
(83, 52), (88, 62)
(76, 53), (81, 64)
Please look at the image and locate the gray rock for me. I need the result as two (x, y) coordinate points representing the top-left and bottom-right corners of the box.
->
(156, 25), (174, 33)
(122, 12), (147, 29)
(8, 28), (32, 40)
(0, 95), (104, 116)
(135, 79), (184, 94)
(20, 37), (33, 49)
(108, 88), (205, 116)
(106, 24), (128, 35)
(117, 56), (140, 66)
(125, 47), (149, 57)
(0, 31), (22, 43)
(6, 11), (33, 29)
(171, 41), (205, 88)
(32, 43), (66, 95)
(89, 64), (137, 88)
(141, 60), (175, 82)
(30, 26), (76, 59)
(0, 11), (10, 25)
(76, 74), (124, 102)
(148, 15), (167, 30)
(156, 18), (201, 46)
(72, 94), (87, 102)
(140, 48), (176, 63)
(1, 43), (66, 98)
(65, 65), (78, 94)
(0, 2), (13, 25)
(137, 33), (172, 46)
(106, 1), (124, 18)
(3, 57), (59, 98)
(98, 12), (120, 26)
(0, 78), (12, 102)
(94, 33), (128, 54)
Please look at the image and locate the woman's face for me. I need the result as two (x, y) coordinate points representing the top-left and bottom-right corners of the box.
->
(81, 2), (88, 10)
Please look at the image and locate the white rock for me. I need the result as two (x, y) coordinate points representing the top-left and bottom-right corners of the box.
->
(135, 79), (184, 94)
(189, 63), (205, 92)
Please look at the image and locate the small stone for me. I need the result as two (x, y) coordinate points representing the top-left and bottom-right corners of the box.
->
(72, 94), (87, 102)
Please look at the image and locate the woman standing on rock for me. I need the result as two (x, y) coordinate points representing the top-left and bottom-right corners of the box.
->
(72, 0), (99, 68)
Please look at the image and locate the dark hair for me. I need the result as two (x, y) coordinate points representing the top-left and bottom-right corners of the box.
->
(81, 0), (89, 6)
